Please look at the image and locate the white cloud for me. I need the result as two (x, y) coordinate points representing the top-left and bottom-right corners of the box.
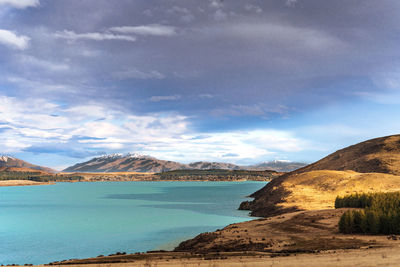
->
(354, 90), (400, 105)
(0, 94), (308, 164)
(354, 70), (400, 104)
(245, 130), (305, 152)
(150, 95), (181, 102)
(16, 55), (69, 71)
(201, 22), (346, 52)
(0, 29), (30, 50)
(245, 4), (263, 13)
(207, 0), (227, 21)
(212, 103), (289, 118)
(0, 0), (39, 9)
(54, 30), (136, 42)
(64, 105), (110, 120)
(209, 0), (223, 9)
(285, 0), (298, 7)
(113, 69), (165, 80)
(5, 76), (79, 94)
(141, 129), (304, 164)
(198, 94), (214, 99)
(109, 24), (177, 36)
(214, 9), (227, 21)
(166, 6), (195, 23)
(373, 69), (400, 90)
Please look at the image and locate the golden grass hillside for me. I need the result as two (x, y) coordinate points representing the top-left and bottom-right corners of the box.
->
(240, 135), (400, 217)
(279, 170), (400, 210)
(241, 170), (400, 217)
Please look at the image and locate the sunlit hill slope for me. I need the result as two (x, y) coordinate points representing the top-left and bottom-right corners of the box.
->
(240, 135), (400, 217)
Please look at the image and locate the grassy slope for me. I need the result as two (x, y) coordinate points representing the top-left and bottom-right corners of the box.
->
(293, 135), (400, 175)
(277, 170), (400, 211)
(241, 135), (400, 217)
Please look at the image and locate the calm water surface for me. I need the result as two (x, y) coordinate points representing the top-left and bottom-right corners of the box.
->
(0, 181), (265, 264)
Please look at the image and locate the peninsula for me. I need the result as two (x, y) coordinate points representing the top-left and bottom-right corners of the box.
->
(54, 134), (400, 266)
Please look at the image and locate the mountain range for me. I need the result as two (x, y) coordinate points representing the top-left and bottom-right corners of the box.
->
(62, 153), (306, 173)
(0, 152), (306, 174)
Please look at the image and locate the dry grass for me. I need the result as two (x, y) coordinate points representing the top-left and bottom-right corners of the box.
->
(35, 248), (400, 267)
(279, 170), (400, 211)
(175, 209), (378, 254)
(243, 135), (400, 217)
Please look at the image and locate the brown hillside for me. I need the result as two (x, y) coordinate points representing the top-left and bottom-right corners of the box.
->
(240, 170), (400, 217)
(0, 155), (55, 173)
(294, 134), (400, 175)
(240, 135), (400, 217)
(0, 166), (49, 174)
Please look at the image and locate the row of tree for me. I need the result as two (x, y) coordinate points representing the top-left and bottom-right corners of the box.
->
(0, 171), (83, 182)
(336, 192), (400, 234)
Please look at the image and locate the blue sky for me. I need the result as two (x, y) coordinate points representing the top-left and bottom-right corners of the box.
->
(0, 0), (400, 170)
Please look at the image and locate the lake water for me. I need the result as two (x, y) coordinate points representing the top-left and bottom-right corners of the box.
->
(0, 181), (266, 265)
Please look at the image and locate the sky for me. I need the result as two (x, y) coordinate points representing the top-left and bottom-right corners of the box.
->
(1, 0), (400, 170)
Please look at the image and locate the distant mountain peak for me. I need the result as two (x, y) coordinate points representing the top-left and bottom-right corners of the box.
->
(0, 155), (15, 162)
(126, 153), (154, 159)
(96, 153), (123, 159)
(94, 153), (155, 160)
(63, 153), (307, 173)
(259, 159), (291, 164)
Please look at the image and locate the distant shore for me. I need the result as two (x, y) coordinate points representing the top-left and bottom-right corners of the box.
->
(0, 169), (277, 185)
(0, 178), (267, 187)
(0, 180), (55, 187)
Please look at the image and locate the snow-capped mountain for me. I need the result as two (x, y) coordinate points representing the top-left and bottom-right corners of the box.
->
(63, 154), (307, 173)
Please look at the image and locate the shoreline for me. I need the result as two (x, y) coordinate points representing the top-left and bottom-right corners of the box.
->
(44, 208), (400, 266)
(9, 179), (394, 266)
(64, 179), (264, 182)
(0, 179), (268, 187)
(0, 180), (55, 187)
(44, 245), (400, 267)
(3, 188), (399, 266)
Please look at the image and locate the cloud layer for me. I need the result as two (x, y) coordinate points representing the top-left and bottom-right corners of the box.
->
(109, 24), (177, 36)
(0, 0), (38, 9)
(54, 30), (136, 42)
(0, 29), (30, 50)
(0, 95), (307, 169)
(1, 0), (400, 168)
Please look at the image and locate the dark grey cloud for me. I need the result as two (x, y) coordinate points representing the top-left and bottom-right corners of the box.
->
(1, 0), (400, 167)
(5, 1), (395, 111)
(2, 1), (399, 114)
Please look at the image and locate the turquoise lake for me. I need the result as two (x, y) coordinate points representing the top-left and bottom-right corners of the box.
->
(0, 181), (266, 265)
